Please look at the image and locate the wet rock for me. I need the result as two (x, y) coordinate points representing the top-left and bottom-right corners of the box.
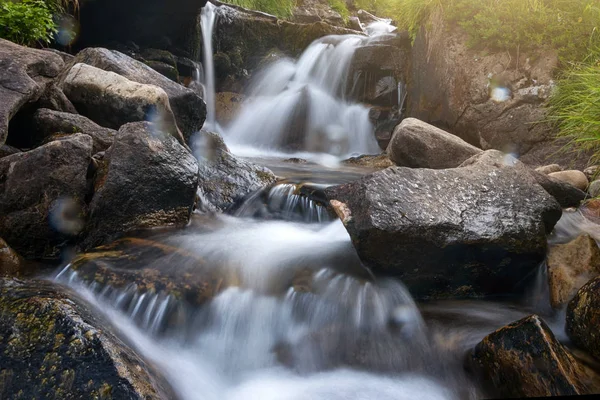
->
(194, 130), (277, 212)
(567, 276), (600, 360)
(0, 134), (92, 260)
(62, 63), (185, 145)
(32, 109), (117, 154)
(536, 164), (562, 175)
(0, 278), (176, 399)
(342, 154), (393, 169)
(325, 151), (561, 299)
(589, 180), (600, 198)
(0, 144), (20, 158)
(0, 238), (22, 276)
(547, 235), (600, 308)
(84, 122), (198, 248)
(470, 315), (595, 398)
(215, 92), (244, 126)
(63, 48), (206, 140)
(549, 170), (589, 192)
(387, 118), (482, 169)
(0, 39), (64, 146)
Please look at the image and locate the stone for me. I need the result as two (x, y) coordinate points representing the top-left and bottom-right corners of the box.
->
(470, 315), (596, 398)
(549, 170), (589, 192)
(567, 276), (600, 360)
(0, 144), (20, 158)
(589, 180), (600, 198)
(325, 152), (561, 299)
(0, 134), (93, 260)
(84, 122), (198, 248)
(342, 154), (394, 169)
(64, 48), (206, 140)
(536, 164), (562, 175)
(584, 165), (600, 181)
(387, 118), (482, 169)
(32, 109), (117, 154)
(62, 63), (185, 145)
(194, 131), (277, 212)
(547, 235), (600, 308)
(215, 92), (244, 126)
(292, 0), (344, 26)
(0, 238), (22, 276)
(0, 278), (176, 399)
(0, 39), (64, 146)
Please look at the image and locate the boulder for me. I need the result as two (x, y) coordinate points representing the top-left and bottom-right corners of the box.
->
(387, 118), (482, 169)
(0, 238), (22, 276)
(84, 122), (198, 248)
(0, 134), (93, 260)
(342, 154), (394, 169)
(567, 276), (600, 360)
(547, 235), (600, 308)
(32, 109), (117, 154)
(325, 152), (561, 299)
(470, 315), (596, 398)
(549, 170), (589, 192)
(0, 278), (175, 399)
(584, 165), (600, 181)
(62, 63), (186, 145)
(536, 164), (562, 175)
(0, 39), (64, 146)
(0, 144), (20, 158)
(589, 180), (600, 198)
(64, 48), (206, 140)
(194, 131), (276, 212)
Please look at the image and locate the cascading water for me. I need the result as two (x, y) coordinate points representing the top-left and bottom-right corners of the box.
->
(200, 2), (218, 131)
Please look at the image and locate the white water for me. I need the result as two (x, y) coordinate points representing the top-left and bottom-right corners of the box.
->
(200, 2), (218, 131)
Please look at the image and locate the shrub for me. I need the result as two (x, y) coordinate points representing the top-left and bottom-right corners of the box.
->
(0, 0), (57, 46)
(224, 0), (296, 18)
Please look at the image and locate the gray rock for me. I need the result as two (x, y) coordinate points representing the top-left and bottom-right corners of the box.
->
(567, 276), (600, 361)
(0, 39), (64, 146)
(549, 170), (589, 191)
(0, 144), (20, 158)
(84, 122), (198, 248)
(536, 164), (562, 175)
(584, 165), (600, 181)
(387, 118), (482, 169)
(325, 152), (561, 299)
(64, 48), (206, 140)
(32, 109), (117, 153)
(0, 134), (93, 259)
(589, 180), (600, 197)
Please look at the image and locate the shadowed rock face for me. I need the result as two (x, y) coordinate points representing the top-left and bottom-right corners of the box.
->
(0, 278), (177, 399)
(567, 276), (600, 361)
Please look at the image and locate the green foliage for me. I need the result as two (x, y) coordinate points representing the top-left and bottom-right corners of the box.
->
(328, 0), (350, 21)
(224, 0), (296, 18)
(0, 0), (57, 46)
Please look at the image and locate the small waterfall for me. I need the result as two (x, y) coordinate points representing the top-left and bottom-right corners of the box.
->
(200, 2), (218, 130)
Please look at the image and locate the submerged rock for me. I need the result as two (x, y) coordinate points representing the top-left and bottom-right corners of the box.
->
(0, 278), (176, 399)
(326, 151), (561, 299)
(0, 134), (92, 260)
(567, 276), (600, 360)
(470, 315), (596, 398)
(387, 118), (482, 169)
(547, 234), (600, 308)
(84, 121), (198, 248)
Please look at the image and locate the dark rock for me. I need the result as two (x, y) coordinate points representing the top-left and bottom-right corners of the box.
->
(84, 122), (198, 248)
(567, 276), (600, 360)
(194, 130), (276, 212)
(145, 60), (180, 82)
(387, 118), (482, 169)
(32, 109), (117, 154)
(470, 315), (596, 398)
(0, 39), (64, 146)
(0, 134), (92, 260)
(325, 152), (561, 299)
(36, 84), (77, 114)
(0, 278), (176, 399)
(0, 238), (22, 276)
(0, 144), (20, 158)
(62, 48), (206, 141)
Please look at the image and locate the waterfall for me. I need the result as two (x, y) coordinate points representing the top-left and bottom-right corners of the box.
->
(200, 2), (218, 131)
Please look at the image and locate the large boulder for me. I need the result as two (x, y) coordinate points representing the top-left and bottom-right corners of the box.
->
(548, 170), (589, 192)
(547, 235), (600, 308)
(194, 131), (277, 211)
(0, 39), (64, 146)
(32, 108), (117, 154)
(325, 152), (562, 299)
(567, 276), (600, 360)
(470, 315), (596, 397)
(0, 278), (175, 399)
(387, 118), (482, 169)
(84, 122), (198, 248)
(61, 63), (185, 144)
(64, 48), (206, 140)
(0, 134), (93, 260)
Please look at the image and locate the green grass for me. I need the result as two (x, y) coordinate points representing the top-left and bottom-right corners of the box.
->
(328, 0), (350, 22)
(224, 0), (296, 18)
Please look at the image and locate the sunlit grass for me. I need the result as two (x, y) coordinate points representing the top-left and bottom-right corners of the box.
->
(224, 0), (296, 18)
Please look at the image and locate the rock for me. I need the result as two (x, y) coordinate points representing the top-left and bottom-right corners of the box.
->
(0, 144), (20, 158)
(325, 152), (561, 299)
(536, 164), (562, 175)
(215, 92), (244, 126)
(32, 109), (117, 154)
(194, 130), (277, 212)
(62, 63), (185, 145)
(84, 122), (198, 248)
(549, 170), (589, 191)
(584, 165), (600, 181)
(0, 278), (176, 399)
(35, 84), (77, 114)
(567, 276), (600, 360)
(0, 238), (22, 276)
(0, 39), (64, 146)
(145, 60), (180, 82)
(470, 315), (595, 398)
(64, 48), (206, 140)
(547, 235), (600, 308)
(387, 118), (482, 169)
(292, 0), (344, 26)
(589, 180), (600, 198)
(342, 154), (394, 169)
(0, 134), (93, 260)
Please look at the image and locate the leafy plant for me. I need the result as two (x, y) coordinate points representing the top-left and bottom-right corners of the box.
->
(0, 0), (57, 46)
